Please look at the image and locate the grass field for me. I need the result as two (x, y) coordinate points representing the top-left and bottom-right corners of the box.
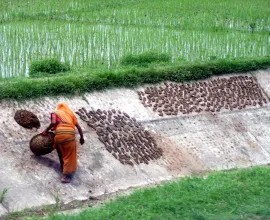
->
(1, 0), (269, 77)
(7, 166), (269, 220)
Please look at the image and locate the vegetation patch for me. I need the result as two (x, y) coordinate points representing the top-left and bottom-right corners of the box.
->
(0, 0), (269, 77)
(12, 166), (270, 220)
(120, 51), (171, 67)
(29, 59), (70, 77)
(0, 57), (269, 100)
(0, 188), (8, 203)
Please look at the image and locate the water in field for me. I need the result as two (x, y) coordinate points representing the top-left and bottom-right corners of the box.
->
(0, 21), (269, 77)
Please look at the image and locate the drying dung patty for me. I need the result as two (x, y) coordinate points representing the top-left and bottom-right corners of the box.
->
(138, 75), (268, 116)
(76, 108), (162, 166)
(14, 109), (41, 129)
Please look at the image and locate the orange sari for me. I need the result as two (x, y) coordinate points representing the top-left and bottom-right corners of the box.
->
(53, 103), (78, 175)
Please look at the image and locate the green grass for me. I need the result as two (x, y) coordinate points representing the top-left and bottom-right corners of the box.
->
(0, 0), (269, 99)
(23, 166), (270, 220)
(0, 57), (269, 100)
(0, 188), (8, 203)
(29, 59), (70, 77)
(1, 0), (269, 32)
(120, 51), (172, 67)
(0, 0), (269, 77)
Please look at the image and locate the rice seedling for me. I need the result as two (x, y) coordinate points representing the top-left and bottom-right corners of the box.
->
(0, 0), (269, 78)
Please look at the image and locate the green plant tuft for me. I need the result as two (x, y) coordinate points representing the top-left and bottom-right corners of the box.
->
(120, 51), (171, 67)
(29, 59), (71, 77)
(0, 188), (8, 203)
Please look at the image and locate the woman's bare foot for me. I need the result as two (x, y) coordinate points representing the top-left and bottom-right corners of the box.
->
(61, 175), (72, 183)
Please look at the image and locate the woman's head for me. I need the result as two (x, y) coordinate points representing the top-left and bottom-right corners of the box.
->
(56, 103), (75, 117)
(57, 103), (69, 111)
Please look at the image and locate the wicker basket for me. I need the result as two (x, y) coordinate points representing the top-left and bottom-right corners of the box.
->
(29, 133), (54, 156)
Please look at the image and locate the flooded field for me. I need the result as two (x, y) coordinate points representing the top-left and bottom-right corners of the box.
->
(0, 0), (269, 77)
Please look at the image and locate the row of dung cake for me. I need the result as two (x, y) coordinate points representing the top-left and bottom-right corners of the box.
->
(137, 75), (268, 116)
(76, 108), (163, 166)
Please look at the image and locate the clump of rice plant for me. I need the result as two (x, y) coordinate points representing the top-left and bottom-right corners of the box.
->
(29, 58), (70, 77)
(120, 51), (171, 67)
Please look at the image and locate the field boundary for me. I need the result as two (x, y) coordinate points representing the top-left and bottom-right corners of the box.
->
(0, 57), (270, 100)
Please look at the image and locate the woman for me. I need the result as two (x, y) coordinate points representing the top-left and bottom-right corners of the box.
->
(43, 103), (85, 183)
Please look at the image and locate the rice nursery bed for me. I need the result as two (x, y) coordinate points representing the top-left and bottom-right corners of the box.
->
(76, 108), (163, 166)
(138, 75), (268, 116)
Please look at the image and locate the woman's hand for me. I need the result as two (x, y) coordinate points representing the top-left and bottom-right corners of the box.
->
(80, 137), (85, 145)
(76, 123), (85, 145)
(42, 122), (56, 135)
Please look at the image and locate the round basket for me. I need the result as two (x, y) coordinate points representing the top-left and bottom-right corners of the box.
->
(30, 133), (54, 156)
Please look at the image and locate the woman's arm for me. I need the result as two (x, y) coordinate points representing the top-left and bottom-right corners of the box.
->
(75, 123), (85, 145)
(42, 114), (57, 134)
